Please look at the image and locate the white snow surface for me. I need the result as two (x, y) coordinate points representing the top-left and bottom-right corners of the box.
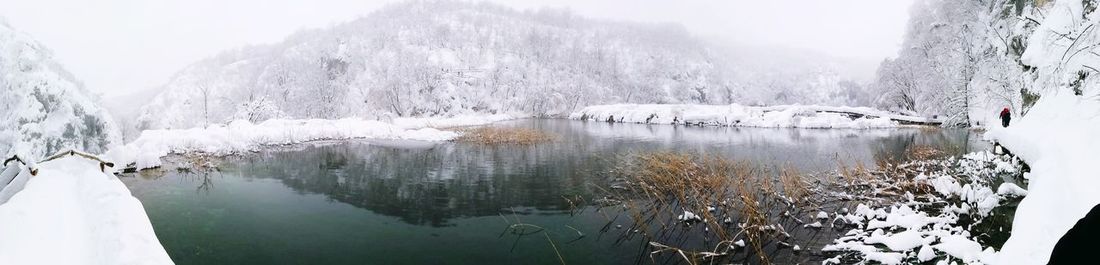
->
(570, 104), (938, 129)
(0, 156), (172, 265)
(823, 151), (1021, 264)
(677, 211), (702, 222)
(988, 92), (1100, 264)
(106, 114), (518, 170)
(995, 183), (1028, 197)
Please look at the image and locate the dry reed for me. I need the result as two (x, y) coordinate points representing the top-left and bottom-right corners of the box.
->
(608, 152), (818, 265)
(906, 145), (946, 161)
(779, 166), (811, 206)
(455, 127), (556, 145)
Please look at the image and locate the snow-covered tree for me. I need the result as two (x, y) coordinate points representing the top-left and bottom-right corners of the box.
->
(873, 0), (1037, 126)
(137, 1), (875, 130)
(0, 20), (119, 158)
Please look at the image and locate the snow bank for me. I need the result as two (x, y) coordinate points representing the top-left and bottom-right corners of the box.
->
(107, 115), (518, 170)
(0, 156), (172, 265)
(569, 104), (936, 129)
(988, 92), (1100, 264)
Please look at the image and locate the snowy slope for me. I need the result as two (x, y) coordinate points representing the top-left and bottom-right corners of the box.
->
(0, 20), (119, 159)
(0, 156), (172, 265)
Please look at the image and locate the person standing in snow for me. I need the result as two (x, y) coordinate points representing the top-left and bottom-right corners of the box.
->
(999, 107), (1011, 128)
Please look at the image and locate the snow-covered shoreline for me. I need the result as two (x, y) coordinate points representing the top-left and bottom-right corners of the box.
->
(569, 104), (939, 129)
(821, 151), (1025, 264)
(105, 114), (520, 170)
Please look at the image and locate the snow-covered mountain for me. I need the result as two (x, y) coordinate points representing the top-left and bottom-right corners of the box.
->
(136, 0), (873, 130)
(0, 19), (118, 158)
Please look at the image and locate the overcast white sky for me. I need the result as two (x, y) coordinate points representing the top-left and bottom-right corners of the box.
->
(0, 0), (913, 97)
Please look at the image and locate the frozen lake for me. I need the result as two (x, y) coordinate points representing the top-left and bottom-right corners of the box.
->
(120, 119), (989, 264)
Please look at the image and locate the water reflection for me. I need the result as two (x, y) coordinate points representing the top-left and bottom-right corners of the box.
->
(222, 143), (599, 227)
(121, 119), (992, 264)
(208, 119), (984, 227)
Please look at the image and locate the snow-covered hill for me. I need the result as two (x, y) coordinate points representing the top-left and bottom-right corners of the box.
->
(136, 0), (872, 130)
(0, 20), (118, 159)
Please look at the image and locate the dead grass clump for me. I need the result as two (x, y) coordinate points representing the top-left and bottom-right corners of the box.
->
(181, 153), (221, 173)
(779, 166), (811, 205)
(833, 156), (938, 201)
(735, 174), (773, 265)
(906, 145), (946, 161)
(456, 127), (556, 145)
(837, 160), (874, 187)
(628, 153), (739, 200)
(625, 153), (741, 238)
(608, 152), (820, 265)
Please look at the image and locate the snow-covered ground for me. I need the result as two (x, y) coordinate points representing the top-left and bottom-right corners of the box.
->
(822, 151), (1025, 264)
(0, 155), (172, 265)
(569, 104), (938, 129)
(106, 114), (519, 170)
(987, 92), (1100, 264)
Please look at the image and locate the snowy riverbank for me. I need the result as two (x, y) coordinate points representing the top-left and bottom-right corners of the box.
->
(106, 114), (519, 170)
(987, 92), (1100, 264)
(569, 104), (939, 129)
(0, 155), (173, 265)
(821, 151), (1025, 264)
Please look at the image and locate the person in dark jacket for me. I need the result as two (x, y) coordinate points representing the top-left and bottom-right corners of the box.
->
(1000, 107), (1011, 128)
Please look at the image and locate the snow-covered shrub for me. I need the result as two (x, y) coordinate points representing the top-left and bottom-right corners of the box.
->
(231, 97), (286, 123)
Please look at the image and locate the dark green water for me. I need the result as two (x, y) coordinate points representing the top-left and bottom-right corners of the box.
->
(120, 119), (987, 265)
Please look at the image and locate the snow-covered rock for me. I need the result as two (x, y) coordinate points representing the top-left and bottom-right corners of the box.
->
(823, 151), (1021, 264)
(677, 211), (702, 222)
(0, 20), (119, 159)
(917, 244), (936, 262)
(733, 240), (745, 247)
(996, 183), (1028, 197)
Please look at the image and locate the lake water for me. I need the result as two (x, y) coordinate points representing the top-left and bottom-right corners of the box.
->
(120, 119), (989, 264)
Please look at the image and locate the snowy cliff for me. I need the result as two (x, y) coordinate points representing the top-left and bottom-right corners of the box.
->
(988, 0), (1100, 264)
(0, 20), (119, 158)
(136, 0), (871, 130)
